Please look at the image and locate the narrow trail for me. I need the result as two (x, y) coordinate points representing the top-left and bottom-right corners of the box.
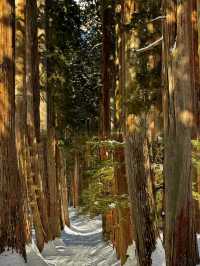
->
(41, 208), (120, 266)
(0, 208), (120, 266)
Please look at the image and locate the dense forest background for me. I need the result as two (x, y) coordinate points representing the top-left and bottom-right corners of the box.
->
(1, 0), (200, 266)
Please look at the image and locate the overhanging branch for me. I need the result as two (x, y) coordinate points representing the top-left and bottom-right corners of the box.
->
(133, 36), (163, 54)
(150, 16), (166, 22)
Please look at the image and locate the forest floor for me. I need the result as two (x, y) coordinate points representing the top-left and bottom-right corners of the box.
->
(0, 208), (120, 266)
(1, 208), (200, 266)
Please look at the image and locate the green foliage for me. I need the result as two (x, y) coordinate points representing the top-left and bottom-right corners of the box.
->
(192, 140), (200, 201)
(79, 138), (128, 217)
(149, 138), (164, 227)
(80, 160), (114, 216)
(46, 0), (101, 137)
(192, 140), (200, 168)
(193, 191), (200, 202)
(126, 0), (162, 115)
(87, 138), (125, 151)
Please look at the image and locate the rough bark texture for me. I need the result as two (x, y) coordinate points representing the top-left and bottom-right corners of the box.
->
(100, 0), (117, 243)
(56, 148), (70, 228)
(37, 0), (54, 241)
(26, 0), (46, 251)
(164, 0), (199, 265)
(191, 0), (200, 137)
(125, 119), (156, 266)
(0, 0), (26, 257)
(46, 98), (60, 237)
(73, 152), (80, 208)
(123, 1), (156, 265)
(46, 0), (61, 237)
(101, 0), (115, 138)
(15, 0), (31, 244)
(113, 137), (133, 263)
(193, 0), (200, 234)
(114, 3), (134, 262)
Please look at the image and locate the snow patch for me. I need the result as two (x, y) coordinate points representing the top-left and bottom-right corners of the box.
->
(151, 239), (165, 266)
(124, 243), (138, 266)
(0, 250), (26, 266)
(26, 242), (48, 266)
(0, 242), (48, 266)
(108, 203), (116, 209)
(124, 238), (165, 266)
(196, 234), (200, 266)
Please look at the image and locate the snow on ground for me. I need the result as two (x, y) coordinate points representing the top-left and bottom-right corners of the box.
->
(124, 238), (166, 266)
(42, 208), (120, 266)
(0, 208), (120, 266)
(0, 250), (27, 266)
(196, 235), (200, 266)
(151, 239), (165, 266)
(123, 243), (137, 266)
(2, 209), (200, 266)
(0, 241), (49, 266)
(125, 234), (200, 266)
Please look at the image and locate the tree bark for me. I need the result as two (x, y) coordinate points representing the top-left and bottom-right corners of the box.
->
(101, 0), (115, 138)
(37, 0), (52, 241)
(163, 0), (199, 265)
(193, 0), (200, 234)
(0, 0), (26, 258)
(113, 3), (134, 261)
(56, 148), (70, 228)
(45, 0), (61, 237)
(113, 137), (133, 263)
(73, 152), (80, 208)
(123, 1), (157, 265)
(15, 0), (32, 245)
(26, 0), (47, 251)
(125, 118), (156, 266)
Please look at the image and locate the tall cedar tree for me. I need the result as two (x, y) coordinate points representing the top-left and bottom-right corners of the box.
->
(15, 0), (31, 245)
(163, 0), (199, 265)
(124, 1), (157, 265)
(0, 0), (27, 258)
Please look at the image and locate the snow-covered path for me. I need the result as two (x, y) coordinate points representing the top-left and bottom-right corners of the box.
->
(3, 208), (200, 266)
(0, 208), (120, 266)
(41, 208), (120, 266)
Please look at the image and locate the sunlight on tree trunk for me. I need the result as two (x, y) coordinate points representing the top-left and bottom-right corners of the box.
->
(163, 0), (199, 265)
(0, 0), (27, 258)
(123, 1), (157, 265)
(15, 0), (31, 245)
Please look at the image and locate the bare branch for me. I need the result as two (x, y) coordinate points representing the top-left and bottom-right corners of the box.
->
(91, 43), (102, 51)
(150, 16), (166, 22)
(133, 36), (163, 54)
